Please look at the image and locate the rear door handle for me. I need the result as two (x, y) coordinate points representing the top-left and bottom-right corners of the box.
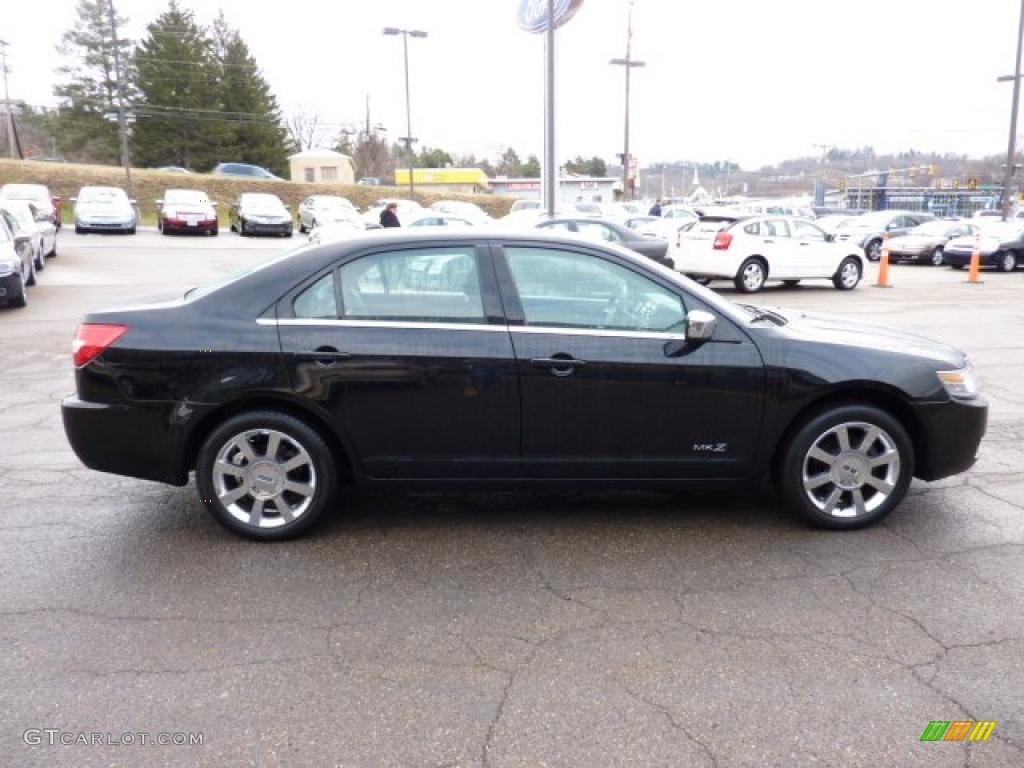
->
(530, 356), (587, 377)
(763, 239), (775, 244)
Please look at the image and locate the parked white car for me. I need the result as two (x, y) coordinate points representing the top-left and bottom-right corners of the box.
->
(308, 218), (366, 246)
(0, 200), (57, 270)
(73, 186), (136, 234)
(671, 214), (866, 293)
(430, 200), (492, 225)
(297, 195), (358, 233)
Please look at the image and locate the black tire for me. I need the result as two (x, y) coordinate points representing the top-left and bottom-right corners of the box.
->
(25, 258), (36, 287)
(865, 239), (882, 262)
(832, 256), (862, 290)
(778, 403), (913, 530)
(299, 220), (307, 234)
(997, 251), (1017, 273)
(734, 258), (767, 293)
(783, 279), (800, 288)
(950, 263), (964, 270)
(75, 225), (84, 235)
(195, 410), (337, 541)
(34, 243), (45, 271)
(8, 275), (27, 308)
(128, 226), (136, 235)
(209, 226), (218, 237)
(239, 218), (248, 236)
(929, 246), (945, 267)
(230, 221), (237, 233)
(283, 228), (293, 238)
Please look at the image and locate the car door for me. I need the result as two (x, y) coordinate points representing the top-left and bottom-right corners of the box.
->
(494, 241), (764, 478)
(791, 220), (836, 276)
(758, 218), (797, 277)
(276, 242), (520, 479)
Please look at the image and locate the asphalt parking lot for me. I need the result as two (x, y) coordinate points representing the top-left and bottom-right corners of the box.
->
(2, 229), (1023, 768)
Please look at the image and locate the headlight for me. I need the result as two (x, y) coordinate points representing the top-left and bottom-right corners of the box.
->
(0, 259), (16, 276)
(937, 366), (977, 398)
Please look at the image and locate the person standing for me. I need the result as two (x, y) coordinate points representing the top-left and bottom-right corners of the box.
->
(648, 198), (663, 217)
(379, 202), (401, 228)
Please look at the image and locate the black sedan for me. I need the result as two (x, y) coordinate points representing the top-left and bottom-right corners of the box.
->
(535, 217), (670, 265)
(62, 231), (987, 540)
(943, 223), (1024, 272)
(229, 193), (293, 237)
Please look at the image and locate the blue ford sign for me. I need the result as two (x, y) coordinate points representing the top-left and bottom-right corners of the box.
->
(517, 0), (584, 33)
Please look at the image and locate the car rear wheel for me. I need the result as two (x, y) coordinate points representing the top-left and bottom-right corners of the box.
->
(196, 411), (337, 540)
(34, 242), (45, 271)
(734, 258), (767, 293)
(832, 257), (862, 290)
(929, 246), (945, 266)
(779, 404), (913, 530)
(998, 251), (1017, 272)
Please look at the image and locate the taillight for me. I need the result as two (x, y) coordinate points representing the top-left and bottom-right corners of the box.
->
(73, 324), (127, 367)
(713, 231), (733, 250)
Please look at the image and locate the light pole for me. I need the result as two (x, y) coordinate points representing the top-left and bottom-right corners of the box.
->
(383, 27), (427, 201)
(997, 0), (1024, 219)
(107, 0), (131, 196)
(610, 1), (644, 201)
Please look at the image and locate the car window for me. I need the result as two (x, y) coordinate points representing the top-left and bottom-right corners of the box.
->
(339, 247), (484, 324)
(743, 222), (760, 236)
(539, 221), (573, 232)
(793, 221), (826, 240)
(293, 273), (338, 319)
(576, 221), (622, 243)
(504, 247), (686, 334)
(763, 219), (791, 237)
(0, 214), (11, 242)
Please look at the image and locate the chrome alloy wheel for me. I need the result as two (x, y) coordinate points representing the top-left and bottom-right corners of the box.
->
(801, 421), (900, 518)
(839, 260), (860, 288)
(212, 429), (316, 529)
(741, 261), (765, 291)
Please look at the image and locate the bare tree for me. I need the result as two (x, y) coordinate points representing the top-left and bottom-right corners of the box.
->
(285, 110), (329, 152)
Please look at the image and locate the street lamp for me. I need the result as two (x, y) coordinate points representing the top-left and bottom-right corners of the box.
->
(383, 27), (427, 201)
(610, 1), (644, 201)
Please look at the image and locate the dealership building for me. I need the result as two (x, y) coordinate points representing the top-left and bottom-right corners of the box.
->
(489, 174), (618, 204)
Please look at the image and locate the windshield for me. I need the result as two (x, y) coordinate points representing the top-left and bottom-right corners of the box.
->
(242, 194), (284, 208)
(912, 221), (957, 236)
(316, 197), (353, 209)
(2, 202), (33, 226)
(80, 188), (127, 204)
(164, 190), (209, 205)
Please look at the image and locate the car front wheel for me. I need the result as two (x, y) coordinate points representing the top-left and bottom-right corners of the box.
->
(779, 404), (913, 530)
(929, 246), (945, 266)
(196, 411), (337, 540)
(832, 257), (862, 290)
(998, 251), (1017, 272)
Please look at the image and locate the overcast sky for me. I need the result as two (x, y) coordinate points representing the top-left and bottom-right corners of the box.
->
(4, 0), (1020, 168)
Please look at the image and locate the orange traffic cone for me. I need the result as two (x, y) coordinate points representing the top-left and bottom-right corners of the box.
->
(875, 234), (892, 288)
(967, 236), (982, 284)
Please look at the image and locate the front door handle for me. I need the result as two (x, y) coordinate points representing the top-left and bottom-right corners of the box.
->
(763, 239), (775, 244)
(299, 346), (352, 368)
(530, 355), (587, 378)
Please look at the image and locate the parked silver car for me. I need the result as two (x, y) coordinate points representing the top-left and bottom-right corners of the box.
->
(0, 200), (57, 270)
(73, 186), (136, 234)
(297, 195), (358, 233)
(885, 220), (979, 266)
(833, 210), (934, 261)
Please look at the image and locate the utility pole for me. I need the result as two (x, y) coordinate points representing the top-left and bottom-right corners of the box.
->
(998, 0), (1024, 220)
(0, 39), (16, 159)
(107, 0), (131, 196)
(610, 1), (645, 201)
(812, 143), (834, 207)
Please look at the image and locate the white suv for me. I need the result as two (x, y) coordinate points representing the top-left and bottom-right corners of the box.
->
(670, 214), (867, 293)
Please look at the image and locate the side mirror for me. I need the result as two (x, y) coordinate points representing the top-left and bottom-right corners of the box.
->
(686, 309), (717, 342)
(825, 233), (835, 242)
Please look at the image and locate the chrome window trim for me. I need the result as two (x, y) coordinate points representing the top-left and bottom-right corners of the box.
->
(259, 317), (686, 340)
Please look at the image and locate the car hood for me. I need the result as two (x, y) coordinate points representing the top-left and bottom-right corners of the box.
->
(242, 206), (288, 216)
(766, 308), (965, 369)
(165, 204), (215, 217)
(77, 201), (131, 215)
(886, 234), (941, 249)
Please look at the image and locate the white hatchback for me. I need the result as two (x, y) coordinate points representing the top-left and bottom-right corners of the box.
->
(671, 215), (867, 293)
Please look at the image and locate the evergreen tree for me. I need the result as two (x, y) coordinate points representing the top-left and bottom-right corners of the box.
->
(212, 13), (289, 176)
(522, 154), (541, 178)
(133, 1), (224, 170)
(52, 0), (134, 164)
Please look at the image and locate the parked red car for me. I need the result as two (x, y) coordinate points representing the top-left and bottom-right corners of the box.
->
(157, 189), (218, 236)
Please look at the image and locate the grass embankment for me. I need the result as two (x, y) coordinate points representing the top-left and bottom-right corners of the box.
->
(0, 159), (516, 227)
